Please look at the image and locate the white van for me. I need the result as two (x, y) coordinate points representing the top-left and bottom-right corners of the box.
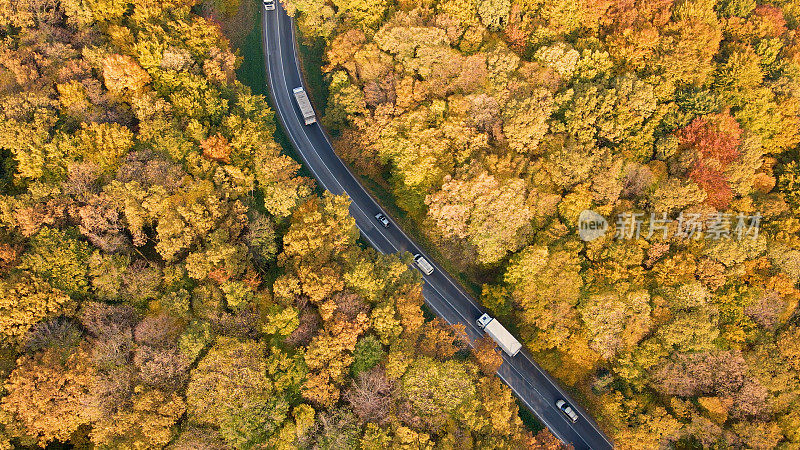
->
(413, 254), (434, 275)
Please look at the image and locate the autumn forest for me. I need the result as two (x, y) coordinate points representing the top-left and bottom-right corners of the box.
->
(287, 0), (800, 447)
(0, 0), (560, 448)
(0, 0), (799, 448)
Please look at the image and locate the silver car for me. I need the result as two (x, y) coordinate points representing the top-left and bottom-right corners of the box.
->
(374, 213), (390, 228)
(263, 0), (275, 10)
(556, 399), (579, 423)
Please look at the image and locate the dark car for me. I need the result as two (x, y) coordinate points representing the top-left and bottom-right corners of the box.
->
(374, 213), (390, 228)
(556, 399), (579, 423)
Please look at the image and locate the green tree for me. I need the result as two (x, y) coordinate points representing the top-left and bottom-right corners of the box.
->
(351, 335), (386, 377)
(401, 357), (476, 431)
(186, 337), (302, 448)
(20, 227), (90, 297)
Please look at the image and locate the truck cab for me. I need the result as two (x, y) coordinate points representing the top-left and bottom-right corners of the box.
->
(477, 313), (493, 328)
(476, 313), (522, 356)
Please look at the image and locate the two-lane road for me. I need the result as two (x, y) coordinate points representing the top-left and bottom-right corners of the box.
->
(261, 4), (613, 448)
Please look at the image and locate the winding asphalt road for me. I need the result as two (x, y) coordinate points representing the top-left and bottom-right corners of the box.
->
(261, 4), (613, 449)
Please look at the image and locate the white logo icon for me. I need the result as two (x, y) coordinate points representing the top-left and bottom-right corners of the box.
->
(578, 210), (608, 241)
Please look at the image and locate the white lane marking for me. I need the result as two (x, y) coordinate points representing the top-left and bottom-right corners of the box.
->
(516, 352), (613, 448)
(270, 9), (401, 256)
(412, 272), (592, 446)
(421, 289), (572, 446)
(270, 15), (345, 195)
(265, 10), (611, 449)
(498, 371), (572, 445)
(355, 221), (388, 255)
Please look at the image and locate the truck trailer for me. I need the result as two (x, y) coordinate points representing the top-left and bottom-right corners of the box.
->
(292, 87), (316, 125)
(477, 314), (522, 356)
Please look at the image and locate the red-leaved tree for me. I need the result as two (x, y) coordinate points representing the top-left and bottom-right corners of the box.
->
(678, 112), (742, 209)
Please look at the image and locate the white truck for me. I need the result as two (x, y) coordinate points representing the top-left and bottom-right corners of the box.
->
(413, 254), (434, 275)
(477, 314), (522, 356)
(292, 87), (316, 125)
